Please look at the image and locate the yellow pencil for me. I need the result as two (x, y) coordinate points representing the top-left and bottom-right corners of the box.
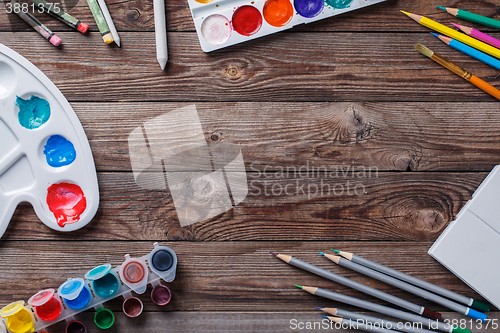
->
(402, 11), (500, 60)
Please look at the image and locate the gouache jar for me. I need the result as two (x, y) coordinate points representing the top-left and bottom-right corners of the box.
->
(65, 320), (87, 333)
(58, 278), (92, 310)
(85, 264), (120, 298)
(122, 297), (143, 318)
(119, 255), (149, 294)
(94, 308), (115, 329)
(0, 301), (35, 333)
(28, 289), (62, 322)
(151, 284), (171, 306)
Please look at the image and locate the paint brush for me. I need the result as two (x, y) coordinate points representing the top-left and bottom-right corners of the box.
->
(414, 43), (500, 101)
(318, 307), (438, 333)
(320, 252), (487, 321)
(437, 6), (500, 31)
(451, 23), (500, 51)
(321, 315), (396, 333)
(431, 32), (500, 71)
(271, 252), (440, 319)
(296, 285), (466, 333)
(401, 11), (500, 60)
(331, 249), (490, 312)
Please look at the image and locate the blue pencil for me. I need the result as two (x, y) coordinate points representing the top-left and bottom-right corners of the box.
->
(431, 32), (500, 71)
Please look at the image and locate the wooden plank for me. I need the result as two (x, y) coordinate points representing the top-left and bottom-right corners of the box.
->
(68, 102), (500, 172)
(2, 32), (500, 102)
(2, 0), (500, 33)
(3, 172), (486, 240)
(22, 311), (500, 333)
(0, 241), (493, 312)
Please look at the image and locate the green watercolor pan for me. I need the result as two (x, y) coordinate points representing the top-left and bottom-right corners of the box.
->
(0, 44), (99, 237)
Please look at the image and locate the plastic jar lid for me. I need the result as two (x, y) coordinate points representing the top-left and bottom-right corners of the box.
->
(28, 289), (55, 307)
(0, 301), (25, 318)
(85, 264), (112, 281)
(58, 278), (85, 300)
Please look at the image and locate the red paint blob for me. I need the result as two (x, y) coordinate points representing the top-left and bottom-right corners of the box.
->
(47, 182), (87, 227)
(35, 297), (62, 321)
(232, 6), (263, 36)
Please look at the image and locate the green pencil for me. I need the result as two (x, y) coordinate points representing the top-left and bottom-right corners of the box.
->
(438, 6), (500, 30)
(86, 0), (114, 44)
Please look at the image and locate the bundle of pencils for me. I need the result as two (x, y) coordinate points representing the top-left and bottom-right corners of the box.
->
(401, 7), (500, 101)
(271, 249), (491, 333)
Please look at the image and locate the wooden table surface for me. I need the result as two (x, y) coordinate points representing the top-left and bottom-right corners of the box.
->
(1, 0), (500, 332)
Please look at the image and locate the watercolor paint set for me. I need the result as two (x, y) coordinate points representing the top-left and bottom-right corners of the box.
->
(0, 243), (178, 333)
(187, 0), (389, 52)
(0, 44), (99, 238)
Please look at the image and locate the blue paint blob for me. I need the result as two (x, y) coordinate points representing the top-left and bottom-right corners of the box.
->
(294, 0), (323, 18)
(326, 0), (353, 9)
(64, 285), (91, 310)
(43, 135), (76, 167)
(16, 95), (51, 130)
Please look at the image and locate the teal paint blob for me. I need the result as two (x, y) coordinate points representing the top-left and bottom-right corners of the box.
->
(16, 95), (51, 129)
(326, 0), (353, 9)
(43, 135), (76, 167)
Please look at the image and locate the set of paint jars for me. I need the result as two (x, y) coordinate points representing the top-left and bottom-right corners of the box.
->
(0, 243), (177, 333)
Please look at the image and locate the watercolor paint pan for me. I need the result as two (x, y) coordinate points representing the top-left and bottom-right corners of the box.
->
(0, 243), (178, 333)
(188, 0), (389, 52)
(0, 44), (99, 237)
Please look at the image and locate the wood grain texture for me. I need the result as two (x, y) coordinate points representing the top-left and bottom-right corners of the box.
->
(2, 172), (487, 241)
(2, 0), (500, 33)
(3, 32), (500, 102)
(0, 241), (492, 312)
(68, 102), (500, 172)
(6, 311), (500, 333)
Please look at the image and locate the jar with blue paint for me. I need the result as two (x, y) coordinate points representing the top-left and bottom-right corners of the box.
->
(57, 278), (92, 310)
(85, 264), (120, 298)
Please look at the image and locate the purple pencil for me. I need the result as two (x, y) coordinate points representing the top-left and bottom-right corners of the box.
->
(452, 22), (500, 50)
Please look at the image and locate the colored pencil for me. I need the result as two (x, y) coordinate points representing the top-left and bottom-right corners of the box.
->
(322, 315), (397, 333)
(154, 0), (168, 69)
(321, 252), (487, 321)
(432, 33), (500, 71)
(296, 285), (464, 333)
(270, 253), (440, 319)
(85, 0), (114, 44)
(414, 43), (500, 101)
(438, 6), (500, 31)
(318, 307), (437, 333)
(401, 11), (500, 60)
(11, 0), (61, 46)
(96, 0), (120, 47)
(331, 249), (491, 313)
(451, 23), (500, 51)
(31, 0), (88, 34)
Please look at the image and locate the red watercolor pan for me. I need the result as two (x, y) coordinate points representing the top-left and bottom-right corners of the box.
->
(232, 6), (263, 36)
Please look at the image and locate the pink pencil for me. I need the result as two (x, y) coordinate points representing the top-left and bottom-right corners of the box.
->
(451, 22), (500, 50)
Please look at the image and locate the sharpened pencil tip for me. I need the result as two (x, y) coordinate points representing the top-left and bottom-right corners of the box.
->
(294, 285), (303, 289)
(430, 32), (440, 37)
(321, 315), (329, 319)
(318, 252), (325, 256)
(436, 6), (446, 11)
(331, 249), (340, 253)
(450, 22), (461, 29)
(315, 307), (325, 310)
(269, 252), (278, 256)
(400, 10), (411, 16)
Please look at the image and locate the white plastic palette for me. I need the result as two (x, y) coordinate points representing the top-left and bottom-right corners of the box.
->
(188, 0), (389, 52)
(0, 44), (99, 237)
